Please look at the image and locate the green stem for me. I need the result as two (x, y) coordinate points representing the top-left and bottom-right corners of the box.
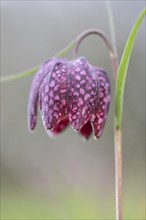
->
(106, 2), (122, 220)
(114, 8), (145, 220)
(0, 66), (39, 83)
(115, 127), (122, 220)
(54, 40), (75, 58)
(0, 40), (75, 83)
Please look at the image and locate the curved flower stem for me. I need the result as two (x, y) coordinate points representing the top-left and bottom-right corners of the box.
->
(1, 29), (118, 82)
(72, 28), (118, 81)
(0, 66), (39, 83)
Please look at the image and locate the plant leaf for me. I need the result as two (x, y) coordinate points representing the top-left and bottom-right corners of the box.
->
(0, 40), (75, 83)
(115, 8), (146, 129)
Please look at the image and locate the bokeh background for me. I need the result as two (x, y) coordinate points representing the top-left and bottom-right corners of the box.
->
(1, 1), (145, 219)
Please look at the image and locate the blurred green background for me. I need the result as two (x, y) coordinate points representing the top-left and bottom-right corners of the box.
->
(1, 1), (145, 219)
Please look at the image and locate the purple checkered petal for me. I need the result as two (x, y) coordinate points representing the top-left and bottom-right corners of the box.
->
(39, 61), (68, 130)
(28, 59), (57, 131)
(91, 68), (111, 138)
(66, 57), (99, 131)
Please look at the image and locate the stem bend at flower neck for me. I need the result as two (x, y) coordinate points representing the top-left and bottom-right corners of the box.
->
(73, 28), (118, 81)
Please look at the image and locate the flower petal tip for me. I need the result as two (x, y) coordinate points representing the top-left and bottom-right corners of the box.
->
(93, 135), (98, 140)
(28, 114), (37, 132)
(79, 121), (92, 139)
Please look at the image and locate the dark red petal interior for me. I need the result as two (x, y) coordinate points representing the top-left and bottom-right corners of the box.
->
(49, 117), (69, 135)
(80, 121), (92, 139)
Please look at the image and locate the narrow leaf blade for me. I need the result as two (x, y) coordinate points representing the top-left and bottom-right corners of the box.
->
(115, 9), (146, 128)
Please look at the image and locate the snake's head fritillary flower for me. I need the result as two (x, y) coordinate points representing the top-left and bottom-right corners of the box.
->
(28, 57), (111, 139)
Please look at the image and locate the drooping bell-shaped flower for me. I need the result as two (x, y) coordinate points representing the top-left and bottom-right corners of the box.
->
(28, 57), (111, 139)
